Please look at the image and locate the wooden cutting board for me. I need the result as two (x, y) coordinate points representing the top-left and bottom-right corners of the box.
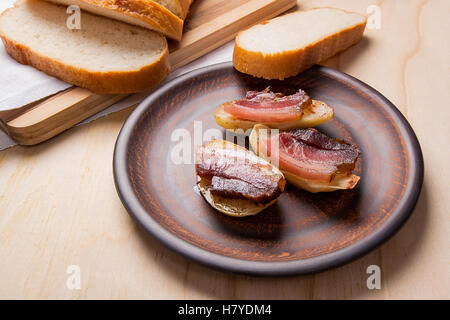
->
(0, 0), (296, 146)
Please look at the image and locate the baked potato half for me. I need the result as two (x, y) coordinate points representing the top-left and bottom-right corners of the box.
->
(216, 100), (334, 132)
(196, 140), (285, 217)
(249, 124), (360, 193)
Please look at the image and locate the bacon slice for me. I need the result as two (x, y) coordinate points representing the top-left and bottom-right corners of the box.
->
(223, 88), (311, 122)
(262, 128), (360, 182)
(196, 144), (284, 203)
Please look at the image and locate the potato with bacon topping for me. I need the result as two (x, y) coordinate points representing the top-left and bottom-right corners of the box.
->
(196, 140), (286, 217)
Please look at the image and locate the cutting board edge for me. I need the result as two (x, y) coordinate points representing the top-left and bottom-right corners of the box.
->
(0, 0), (297, 146)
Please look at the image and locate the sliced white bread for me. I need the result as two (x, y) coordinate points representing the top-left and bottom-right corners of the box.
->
(233, 7), (367, 80)
(45, 0), (185, 41)
(0, 0), (170, 94)
(153, 0), (194, 19)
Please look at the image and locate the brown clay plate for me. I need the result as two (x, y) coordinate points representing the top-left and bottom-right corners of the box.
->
(113, 62), (423, 276)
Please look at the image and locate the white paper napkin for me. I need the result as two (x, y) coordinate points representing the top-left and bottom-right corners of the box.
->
(0, 43), (73, 111)
(0, 0), (73, 112)
(0, 37), (234, 150)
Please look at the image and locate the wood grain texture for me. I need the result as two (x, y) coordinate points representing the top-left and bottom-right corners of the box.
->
(0, 0), (449, 299)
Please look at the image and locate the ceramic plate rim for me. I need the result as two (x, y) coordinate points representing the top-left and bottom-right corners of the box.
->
(113, 62), (424, 276)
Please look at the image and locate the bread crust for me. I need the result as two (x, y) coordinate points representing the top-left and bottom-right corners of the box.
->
(0, 34), (170, 94)
(233, 8), (367, 80)
(162, 0), (193, 19)
(47, 0), (184, 40)
(178, 0), (194, 19)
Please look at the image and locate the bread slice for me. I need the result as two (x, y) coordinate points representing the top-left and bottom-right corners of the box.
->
(233, 7), (367, 80)
(45, 0), (184, 41)
(153, 0), (194, 19)
(0, 0), (170, 94)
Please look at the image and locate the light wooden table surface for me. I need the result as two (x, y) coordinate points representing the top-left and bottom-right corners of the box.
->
(0, 0), (449, 299)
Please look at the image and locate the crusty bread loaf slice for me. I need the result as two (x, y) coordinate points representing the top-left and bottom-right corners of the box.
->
(233, 7), (367, 80)
(153, 0), (194, 19)
(0, 0), (170, 94)
(45, 0), (184, 41)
